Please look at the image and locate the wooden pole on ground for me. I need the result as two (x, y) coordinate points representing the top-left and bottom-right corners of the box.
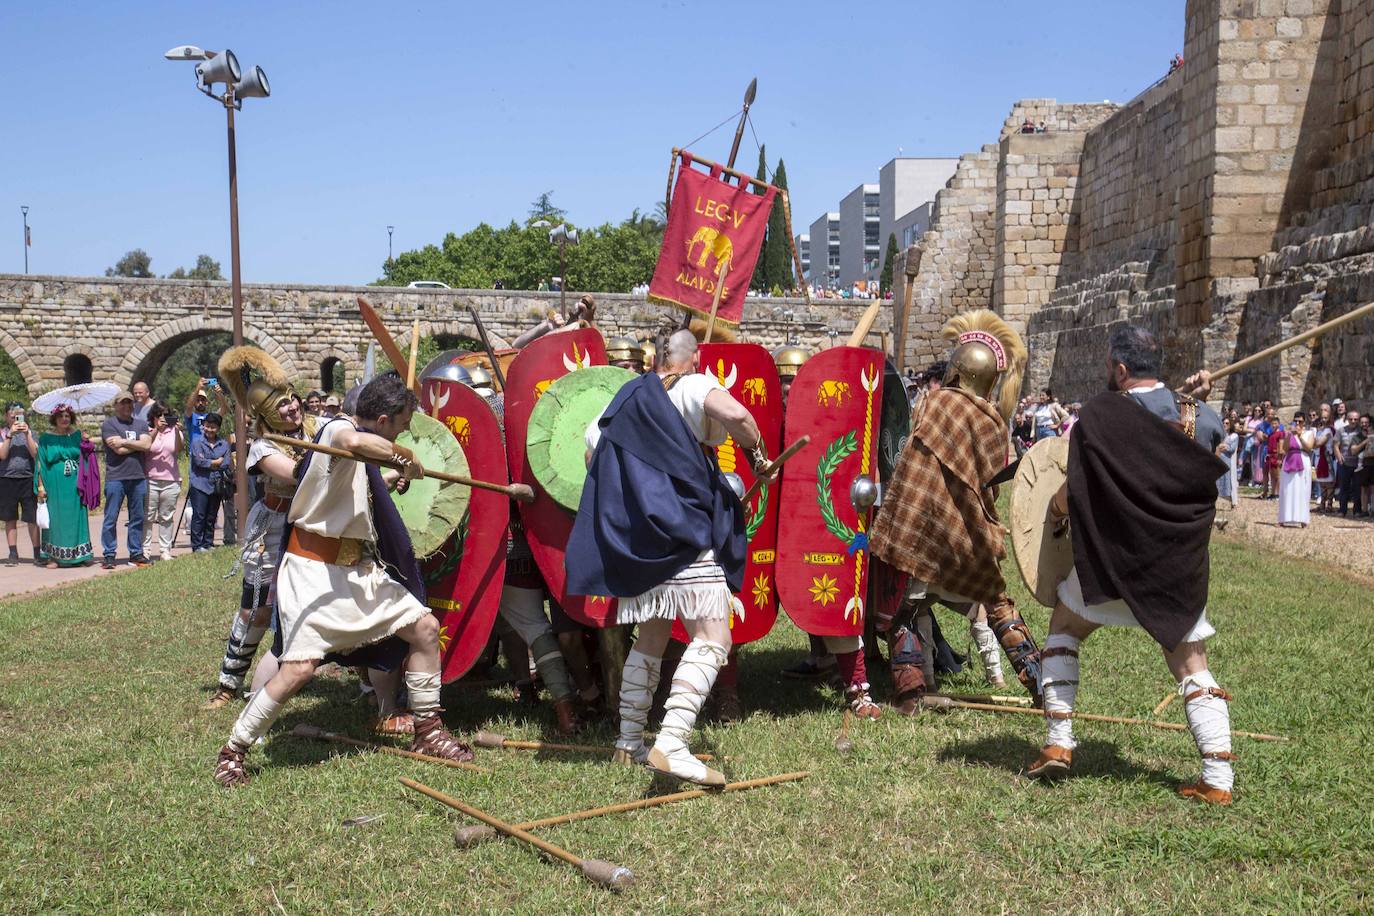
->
(472, 730), (716, 761)
(919, 696), (1287, 741)
(452, 771), (810, 849)
(1151, 691), (1178, 717)
(400, 777), (635, 891)
(291, 724), (488, 773)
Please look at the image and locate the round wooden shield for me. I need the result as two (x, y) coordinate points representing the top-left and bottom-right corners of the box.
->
(419, 379), (508, 683)
(1009, 436), (1073, 609)
(393, 411), (470, 559)
(775, 346), (885, 638)
(527, 365), (637, 511)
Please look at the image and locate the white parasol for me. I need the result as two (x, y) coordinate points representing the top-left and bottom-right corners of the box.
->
(31, 381), (122, 415)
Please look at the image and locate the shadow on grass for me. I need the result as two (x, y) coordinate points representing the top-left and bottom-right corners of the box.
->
(937, 734), (1177, 789)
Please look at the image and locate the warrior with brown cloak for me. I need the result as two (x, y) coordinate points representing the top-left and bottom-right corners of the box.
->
(869, 310), (1044, 711)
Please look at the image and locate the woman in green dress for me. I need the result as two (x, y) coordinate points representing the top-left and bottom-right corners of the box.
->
(37, 404), (94, 568)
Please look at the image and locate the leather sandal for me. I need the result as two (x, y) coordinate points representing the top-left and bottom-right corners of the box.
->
(1026, 745), (1073, 780)
(213, 744), (250, 787)
(1177, 779), (1233, 806)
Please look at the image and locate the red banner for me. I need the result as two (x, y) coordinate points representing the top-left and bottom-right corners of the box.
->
(648, 152), (775, 325)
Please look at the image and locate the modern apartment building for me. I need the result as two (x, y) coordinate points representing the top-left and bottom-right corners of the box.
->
(877, 157), (959, 274)
(807, 212), (840, 289)
(838, 184), (881, 289)
(794, 233), (810, 280)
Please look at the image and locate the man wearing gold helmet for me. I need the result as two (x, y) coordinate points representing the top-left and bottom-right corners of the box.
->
(870, 310), (1032, 713)
(203, 348), (322, 713)
(606, 337), (647, 375)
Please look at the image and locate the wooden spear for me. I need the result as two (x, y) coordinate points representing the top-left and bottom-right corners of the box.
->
(400, 777), (635, 891)
(741, 434), (811, 503)
(451, 771), (810, 849)
(703, 260), (730, 343)
(265, 433), (535, 502)
(291, 724), (488, 773)
(473, 730), (716, 761)
(405, 317), (421, 390)
(919, 695), (1287, 741)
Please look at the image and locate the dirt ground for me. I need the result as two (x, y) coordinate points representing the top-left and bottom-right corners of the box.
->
(1215, 485), (1374, 579)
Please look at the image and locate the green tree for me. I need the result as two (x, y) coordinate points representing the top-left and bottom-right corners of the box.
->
(168, 254), (224, 280)
(765, 158), (793, 292)
(106, 249), (153, 278)
(880, 233), (899, 296)
(751, 145), (768, 291)
(528, 191), (566, 224)
(0, 349), (28, 410)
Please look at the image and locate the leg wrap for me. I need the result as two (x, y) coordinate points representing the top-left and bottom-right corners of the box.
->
(970, 618), (1003, 683)
(654, 639), (727, 753)
(404, 670), (443, 718)
(1040, 634), (1080, 750)
(218, 613), (268, 692)
(228, 688), (284, 752)
(888, 625), (926, 670)
(831, 646), (869, 691)
(529, 631), (574, 701)
(616, 648), (662, 753)
(915, 614), (937, 685)
(988, 594), (1044, 704)
(1180, 671), (1234, 792)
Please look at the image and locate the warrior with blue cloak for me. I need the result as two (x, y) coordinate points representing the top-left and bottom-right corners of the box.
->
(568, 329), (769, 787)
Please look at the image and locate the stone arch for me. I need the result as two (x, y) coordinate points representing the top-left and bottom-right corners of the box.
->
(0, 327), (45, 398)
(63, 353), (94, 385)
(115, 318), (299, 392)
(299, 345), (359, 393)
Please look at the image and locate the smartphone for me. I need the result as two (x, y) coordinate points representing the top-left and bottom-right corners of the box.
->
(14, 411), (24, 427)
(206, 378), (218, 389)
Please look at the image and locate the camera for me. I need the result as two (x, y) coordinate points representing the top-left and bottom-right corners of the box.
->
(205, 378), (219, 389)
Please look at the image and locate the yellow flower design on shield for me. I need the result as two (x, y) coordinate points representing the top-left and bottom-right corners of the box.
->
(809, 574), (839, 607)
(438, 624), (452, 653)
(751, 573), (772, 608)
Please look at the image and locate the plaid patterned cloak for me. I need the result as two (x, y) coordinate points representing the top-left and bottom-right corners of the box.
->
(869, 387), (1008, 605)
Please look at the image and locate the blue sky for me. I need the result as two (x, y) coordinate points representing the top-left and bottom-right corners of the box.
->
(1, 1), (1183, 285)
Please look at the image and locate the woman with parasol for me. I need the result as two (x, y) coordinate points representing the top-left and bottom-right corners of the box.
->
(36, 404), (95, 567)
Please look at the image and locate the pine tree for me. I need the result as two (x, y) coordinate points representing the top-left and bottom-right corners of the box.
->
(880, 233), (899, 296)
(750, 145), (769, 291)
(766, 159), (793, 292)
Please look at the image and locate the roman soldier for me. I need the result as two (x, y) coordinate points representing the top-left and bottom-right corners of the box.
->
(1026, 325), (1235, 805)
(869, 310), (1037, 714)
(606, 337), (647, 375)
(213, 373), (472, 786)
(569, 329), (766, 786)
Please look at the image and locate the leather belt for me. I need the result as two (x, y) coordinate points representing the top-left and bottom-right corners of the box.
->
(286, 526), (364, 566)
(263, 495), (291, 513)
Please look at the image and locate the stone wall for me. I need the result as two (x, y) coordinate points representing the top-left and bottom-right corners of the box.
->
(0, 275), (889, 398)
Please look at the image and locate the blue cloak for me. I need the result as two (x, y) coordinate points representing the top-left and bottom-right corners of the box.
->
(567, 373), (745, 598)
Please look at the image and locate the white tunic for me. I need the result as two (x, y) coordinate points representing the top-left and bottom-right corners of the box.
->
(275, 417), (428, 662)
(1278, 451), (1311, 527)
(1057, 567), (1215, 643)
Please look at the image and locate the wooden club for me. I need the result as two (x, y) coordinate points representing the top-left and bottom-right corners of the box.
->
(291, 724), (489, 773)
(451, 771), (810, 849)
(400, 777), (635, 891)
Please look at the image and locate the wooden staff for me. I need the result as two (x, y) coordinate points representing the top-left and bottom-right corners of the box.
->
(465, 303), (508, 392)
(703, 260), (730, 342)
(893, 245), (925, 373)
(741, 434), (811, 503)
(405, 318), (421, 389)
(1186, 299), (1374, 390)
(919, 695), (1287, 741)
(452, 771), (808, 849)
(934, 692), (1033, 707)
(357, 297), (413, 388)
(291, 724), (488, 773)
(399, 777), (635, 891)
(473, 730), (716, 761)
(847, 297), (886, 349)
(265, 433), (534, 502)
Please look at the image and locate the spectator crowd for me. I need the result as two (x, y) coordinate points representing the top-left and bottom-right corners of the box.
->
(0, 381), (345, 571)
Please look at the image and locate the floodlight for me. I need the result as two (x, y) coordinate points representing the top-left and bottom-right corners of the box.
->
(234, 66), (271, 101)
(195, 50), (241, 89)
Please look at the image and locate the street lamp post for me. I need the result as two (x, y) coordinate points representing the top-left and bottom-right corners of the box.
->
(20, 206), (28, 274)
(165, 45), (270, 528)
(387, 225), (394, 264)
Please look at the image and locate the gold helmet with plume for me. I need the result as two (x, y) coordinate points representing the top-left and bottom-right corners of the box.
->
(940, 309), (1027, 421)
(217, 346), (310, 435)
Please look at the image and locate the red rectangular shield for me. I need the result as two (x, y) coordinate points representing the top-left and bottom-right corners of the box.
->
(648, 152), (775, 325)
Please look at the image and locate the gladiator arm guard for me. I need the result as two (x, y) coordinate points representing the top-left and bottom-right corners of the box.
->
(987, 593), (1044, 707)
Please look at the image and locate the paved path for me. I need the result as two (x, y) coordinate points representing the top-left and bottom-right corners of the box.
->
(0, 499), (232, 601)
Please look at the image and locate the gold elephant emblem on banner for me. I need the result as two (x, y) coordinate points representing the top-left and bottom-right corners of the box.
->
(686, 227), (734, 274)
(816, 380), (852, 407)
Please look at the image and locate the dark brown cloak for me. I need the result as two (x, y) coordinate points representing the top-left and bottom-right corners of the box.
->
(1068, 391), (1228, 651)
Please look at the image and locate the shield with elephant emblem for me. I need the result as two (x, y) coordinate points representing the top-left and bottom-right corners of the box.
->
(504, 327), (616, 627)
(776, 346), (885, 638)
(671, 342), (783, 646)
(418, 379), (507, 682)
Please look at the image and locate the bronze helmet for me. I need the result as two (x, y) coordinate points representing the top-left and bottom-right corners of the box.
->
(640, 340), (657, 372)
(605, 336), (645, 364)
(939, 310), (1028, 421)
(246, 379), (299, 432)
(465, 363), (494, 389)
(772, 345), (809, 379)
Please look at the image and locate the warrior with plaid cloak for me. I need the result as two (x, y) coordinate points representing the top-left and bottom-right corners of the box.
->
(869, 310), (1044, 711)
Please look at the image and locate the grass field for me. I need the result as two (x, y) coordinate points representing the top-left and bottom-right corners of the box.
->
(1, 537), (1371, 913)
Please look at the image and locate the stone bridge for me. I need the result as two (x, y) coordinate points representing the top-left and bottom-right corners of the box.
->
(0, 274), (892, 397)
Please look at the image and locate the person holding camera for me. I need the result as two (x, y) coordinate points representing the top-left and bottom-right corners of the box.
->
(189, 412), (231, 552)
(0, 402), (40, 566)
(144, 402), (184, 561)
